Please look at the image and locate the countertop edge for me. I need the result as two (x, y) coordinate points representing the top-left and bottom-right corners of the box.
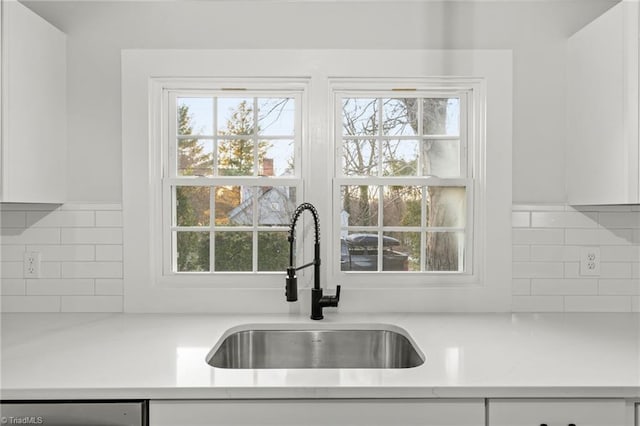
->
(2, 386), (640, 401)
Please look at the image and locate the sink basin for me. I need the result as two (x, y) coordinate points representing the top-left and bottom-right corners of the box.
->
(206, 323), (424, 369)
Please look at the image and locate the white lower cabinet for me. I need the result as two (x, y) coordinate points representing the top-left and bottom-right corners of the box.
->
(488, 399), (626, 426)
(150, 399), (485, 426)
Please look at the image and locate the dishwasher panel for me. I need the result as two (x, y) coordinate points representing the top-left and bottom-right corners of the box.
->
(0, 401), (147, 426)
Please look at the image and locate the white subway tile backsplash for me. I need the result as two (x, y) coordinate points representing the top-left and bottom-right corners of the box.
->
(0, 245), (26, 261)
(512, 295), (564, 312)
(512, 212), (530, 228)
(1, 262), (23, 278)
(60, 204), (121, 211)
(95, 279), (123, 295)
(1, 296), (61, 312)
(599, 245), (640, 262)
(564, 296), (632, 312)
(1, 279), (25, 295)
(61, 295), (123, 312)
(598, 212), (640, 228)
(512, 204), (565, 212)
(599, 262), (633, 279)
(565, 228), (635, 245)
(512, 229), (565, 245)
(531, 212), (598, 228)
(0, 228), (60, 245)
(0, 204), (123, 313)
(0, 203), (60, 211)
(61, 228), (122, 244)
(96, 211), (123, 227)
(26, 211), (95, 228)
(511, 279), (530, 295)
(531, 279), (597, 295)
(62, 262), (122, 279)
(40, 262), (63, 279)
(26, 279), (94, 296)
(0, 211), (26, 228)
(96, 245), (123, 261)
(598, 279), (640, 295)
(513, 262), (564, 279)
(26, 245), (95, 262)
(571, 205), (632, 212)
(512, 246), (530, 261)
(513, 205), (639, 313)
(530, 245), (580, 262)
(563, 262), (580, 278)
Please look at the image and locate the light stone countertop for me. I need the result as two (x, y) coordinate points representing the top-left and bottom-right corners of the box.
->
(1, 313), (638, 400)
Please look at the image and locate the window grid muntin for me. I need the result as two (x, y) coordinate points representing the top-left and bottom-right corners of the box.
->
(336, 89), (472, 275)
(171, 92), (299, 179)
(339, 182), (468, 273)
(339, 94), (467, 179)
(167, 89), (302, 275)
(170, 182), (296, 274)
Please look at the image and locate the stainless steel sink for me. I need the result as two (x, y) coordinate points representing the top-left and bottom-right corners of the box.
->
(206, 324), (424, 369)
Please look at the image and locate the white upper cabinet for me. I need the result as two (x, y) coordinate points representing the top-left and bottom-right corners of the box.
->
(1, 0), (66, 203)
(567, 0), (639, 205)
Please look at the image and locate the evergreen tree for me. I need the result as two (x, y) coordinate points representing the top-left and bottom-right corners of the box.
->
(176, 104), (212, 272)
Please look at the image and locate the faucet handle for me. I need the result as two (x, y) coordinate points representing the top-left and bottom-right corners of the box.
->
(324, 285), (340, 306)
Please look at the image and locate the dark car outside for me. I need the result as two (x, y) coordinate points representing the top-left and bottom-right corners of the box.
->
(340, 234), (409, 271)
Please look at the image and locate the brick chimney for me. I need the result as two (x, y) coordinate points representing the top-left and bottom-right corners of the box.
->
(261, 158), (274, 176)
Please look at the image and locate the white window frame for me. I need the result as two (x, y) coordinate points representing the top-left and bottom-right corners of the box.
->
(153, 78), (310, 288)
(327, 78), (484, 287)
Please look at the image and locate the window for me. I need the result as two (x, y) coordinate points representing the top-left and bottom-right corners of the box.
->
(161, 80), (476, 282)
(332, 83), (475, 280)
(162, 87), (304, 276)
(124, 50), (512, 311)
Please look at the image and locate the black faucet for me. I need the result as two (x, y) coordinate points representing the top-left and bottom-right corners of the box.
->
(285, 202), (340, 320)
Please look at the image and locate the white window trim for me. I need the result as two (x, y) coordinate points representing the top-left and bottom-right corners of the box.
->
(122, 49), (512, 313)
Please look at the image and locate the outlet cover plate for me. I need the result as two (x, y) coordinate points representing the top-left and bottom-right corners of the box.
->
(23, 251), (41, 278)
(580, 246), (600, 276)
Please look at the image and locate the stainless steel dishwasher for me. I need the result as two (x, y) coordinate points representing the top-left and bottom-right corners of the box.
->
(0, 401), (147, 425)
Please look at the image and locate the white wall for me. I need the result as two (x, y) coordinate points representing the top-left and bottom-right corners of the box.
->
(9, 0), (636, 314)
(24, 0), (618, 204)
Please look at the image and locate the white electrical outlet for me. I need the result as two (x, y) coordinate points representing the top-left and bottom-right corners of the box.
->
(580, 246), (600, 276)
(23, 251), (41, 278)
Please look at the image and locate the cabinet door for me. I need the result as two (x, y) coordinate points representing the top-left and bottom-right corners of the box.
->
(489, 399), (626, 426)
(566, 0), (640, 205)
(1, 0), (66, 203)
(150, 399), (484, 426)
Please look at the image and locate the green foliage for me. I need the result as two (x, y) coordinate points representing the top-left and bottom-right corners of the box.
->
(257, 232), (289, 271)
(214, 232), (252, 271)
(177, 232), (209, 272)
(178, 105), (212, 176)
(218, 100), (271, 176)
